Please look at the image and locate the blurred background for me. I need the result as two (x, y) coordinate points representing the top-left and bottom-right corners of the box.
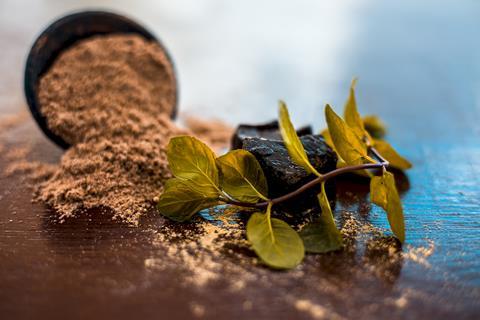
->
(1, 0), (479, 140)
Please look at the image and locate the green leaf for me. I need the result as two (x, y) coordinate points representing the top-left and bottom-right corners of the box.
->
(167, 136), (220, 197)
(343, 78), (366, 139)
(300, 182), (342, 253)
(278, 101), (321, 177)
(157, 178), (220, 222)
(363, 115), (387, 139)
(299, 220), (343, 253)
(325, 104), (375, 165)
(322, 129), (372, 177)
(246, 203), (305, 269)
(373, 140), (412, 170)
(216, 149), (269, 203)
(370, 171), (406, 242)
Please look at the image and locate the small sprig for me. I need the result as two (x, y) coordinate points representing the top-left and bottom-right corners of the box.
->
(157, 79), (411, 269)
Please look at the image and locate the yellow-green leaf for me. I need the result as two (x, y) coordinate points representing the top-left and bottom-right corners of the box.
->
(157, 178), (220, 222)
(278, 101), (321, 177)
(322, 129), (372, 177)
(374, 140), (412, 170)
(167, 136), (220, 197)
(325, 104), (374, 165)
(246, 203), (304, 269)
(343, 78), (366, 139)
(370, 171), (406, 242)
(216, 150), (269, 203)
(300, 182), (342, 253)
(363, 115), (386, 139)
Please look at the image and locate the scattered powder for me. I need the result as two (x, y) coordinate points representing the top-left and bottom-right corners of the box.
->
(3, 146), (31, 161)
(189, 302), (206, 318)
(0, 111), (29, 155)
(142, 208), (407, 293)
(140, 207), (416, 318)
(242, 300), (253, 311)
(293, 298), (343, 320)
(403, 240), (435, 268)
(1, 143), (56, 182)
(0, 111), (29, 131)
(294, 299), (327, 319)
(382, 292), (410, 310)
(143, 219), (247, 287)
(146, 219), (250, 288)
(340, 211), (383, 244)
(230, 278), (246, 292)
(182, 115), (233, 152)
(393, 295), (409, 308)
(4, 160), (55, 183)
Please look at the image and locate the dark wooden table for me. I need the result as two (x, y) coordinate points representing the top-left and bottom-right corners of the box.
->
(1, 1), (479, 319)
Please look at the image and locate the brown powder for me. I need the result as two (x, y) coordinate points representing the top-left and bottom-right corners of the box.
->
(182, 115), (234, 152)
(33, 34), (186, 224)
(0, 111), (29, 132)
(145, 218), (254, 288)
(2, 145), (56, 182)
(34, 115), (186, 224)
(38, 34), (177, 145)
(28, 33), (233, 225)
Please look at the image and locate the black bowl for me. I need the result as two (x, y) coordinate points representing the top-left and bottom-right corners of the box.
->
(24, 10), (178, 149)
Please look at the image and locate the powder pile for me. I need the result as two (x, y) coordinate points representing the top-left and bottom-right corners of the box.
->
(35, 34), (187, 224)
(35, 116), (185, 224)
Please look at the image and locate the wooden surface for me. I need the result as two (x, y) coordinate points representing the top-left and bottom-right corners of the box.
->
(1, 1), (479, 319)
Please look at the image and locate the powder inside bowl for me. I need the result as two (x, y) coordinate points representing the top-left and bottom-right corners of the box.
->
(34, 34), (190, 225)
(38, 34), (177, 145)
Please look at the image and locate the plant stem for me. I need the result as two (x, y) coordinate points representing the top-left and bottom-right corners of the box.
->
(226, 147), (389, 209)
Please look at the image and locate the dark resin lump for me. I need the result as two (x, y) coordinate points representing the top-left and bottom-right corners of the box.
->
(240, 134), (337, 209)
(231, 120), (312, 149)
